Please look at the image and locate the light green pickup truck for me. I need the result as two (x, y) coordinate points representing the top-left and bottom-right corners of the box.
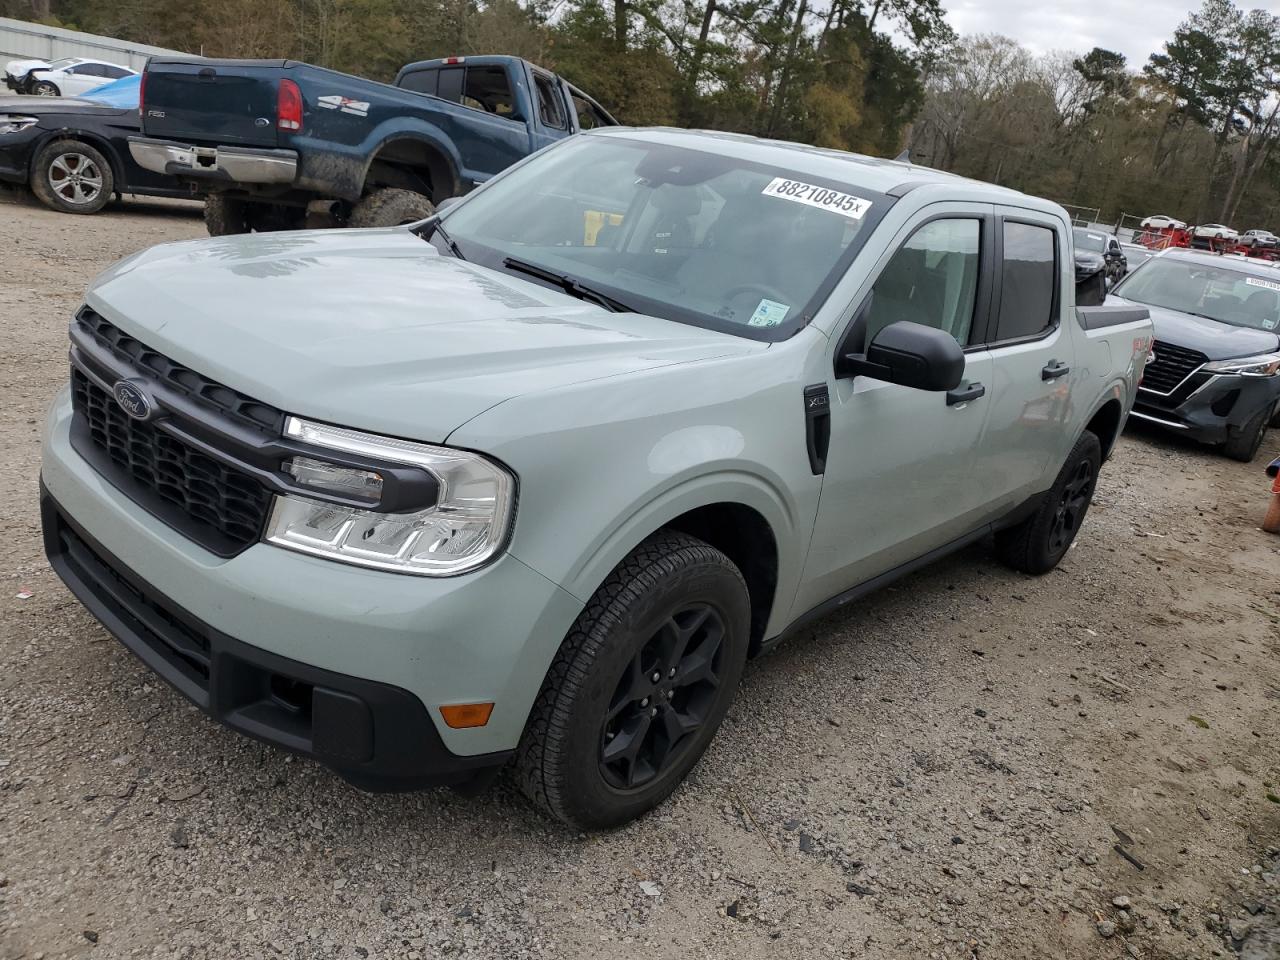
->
(41, 128), (1152, 828)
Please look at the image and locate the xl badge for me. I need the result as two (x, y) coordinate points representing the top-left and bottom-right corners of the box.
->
(112, 380), (154, 421)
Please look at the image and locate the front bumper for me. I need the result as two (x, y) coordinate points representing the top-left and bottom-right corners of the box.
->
(1131, 373), (1280, 443)
(0, 123), (42, 184)
(41, 388), (583, 782)
(128, 136), (298, 185)
(43, 489), (505, 791)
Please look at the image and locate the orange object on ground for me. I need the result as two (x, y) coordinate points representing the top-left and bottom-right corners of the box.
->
(1264, 471), (1280, 534)
(1264, 457), (1280, 534)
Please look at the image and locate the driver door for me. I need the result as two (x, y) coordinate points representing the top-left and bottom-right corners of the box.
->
(793, 205), (997, 615)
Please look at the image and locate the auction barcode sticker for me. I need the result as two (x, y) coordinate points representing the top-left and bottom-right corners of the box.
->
(1245, 276), (1280, 292)
(761, 177), (871, 219)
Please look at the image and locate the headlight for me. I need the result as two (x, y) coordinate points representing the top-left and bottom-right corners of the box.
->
(1202, 351), (1280, 377)
(264, 417), (515, 576)
(0, 115), (38, 135)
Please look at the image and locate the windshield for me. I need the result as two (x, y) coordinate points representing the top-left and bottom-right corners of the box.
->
(434, 134), (892, 340)
(1115, 257), (1280, 332)
(1073, 229), (1107, 253)
(44, 58), (76, 70)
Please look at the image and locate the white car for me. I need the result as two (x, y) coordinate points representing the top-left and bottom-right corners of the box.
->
(2, 57), (135, 97)
(1193, 223), (1239, 242)
(1241, 229), (1278, 249)
(1140, 215), (1187, 230)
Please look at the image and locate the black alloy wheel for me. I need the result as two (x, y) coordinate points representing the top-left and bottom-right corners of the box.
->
(1047, 458), (1095, 555)
(599, 603), (726, 790)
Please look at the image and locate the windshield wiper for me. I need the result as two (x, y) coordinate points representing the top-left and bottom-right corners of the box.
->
(417, 218), (465, 260)
(501, 257), (634, 313)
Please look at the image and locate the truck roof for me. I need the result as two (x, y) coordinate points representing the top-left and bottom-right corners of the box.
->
(592, 127), (1066, 217)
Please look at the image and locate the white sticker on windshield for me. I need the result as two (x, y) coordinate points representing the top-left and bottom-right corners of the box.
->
(761, 177), (871, 219)
(1263, 317), (1278, 329)
(1246, 276), (1280, 292)
(748, 298), (790, 327)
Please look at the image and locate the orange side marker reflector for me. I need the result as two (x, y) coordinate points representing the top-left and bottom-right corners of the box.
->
(440, 702), (494, 729)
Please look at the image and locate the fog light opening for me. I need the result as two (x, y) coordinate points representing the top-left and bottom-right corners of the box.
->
(270, 675), (314, 717)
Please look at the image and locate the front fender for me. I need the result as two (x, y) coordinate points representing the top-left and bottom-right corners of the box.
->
(447, 343), (824, 640)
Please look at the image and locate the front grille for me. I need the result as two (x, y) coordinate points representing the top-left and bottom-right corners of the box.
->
(76, 307), (284, 434)
(1142, 340), (1208, 394)
(72, 369), (271, 550)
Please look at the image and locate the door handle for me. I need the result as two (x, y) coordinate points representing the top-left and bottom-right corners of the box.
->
(946, 381), (985, 406)
(1041, 360), (1071, 380)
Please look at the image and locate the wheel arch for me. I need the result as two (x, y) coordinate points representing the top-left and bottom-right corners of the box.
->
(361, 133), (460, 202)
(556, 473), (800, 653)
(1083, 395), (1125, 461)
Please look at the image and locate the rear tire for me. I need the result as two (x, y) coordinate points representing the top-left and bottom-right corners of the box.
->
(515, 531), (751, 829)
(1222, 405), (1270, 463)
(995, 431), (1102, 575)
(204, 195), (303, 236)
(30, 139), (113, 214)
(348, 187), (435, 228)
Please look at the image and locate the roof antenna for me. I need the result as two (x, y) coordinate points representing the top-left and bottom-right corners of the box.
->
(894, 148), (911, 163)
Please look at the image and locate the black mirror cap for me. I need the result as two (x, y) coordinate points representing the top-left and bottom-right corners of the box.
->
(842, 320), (965, 391)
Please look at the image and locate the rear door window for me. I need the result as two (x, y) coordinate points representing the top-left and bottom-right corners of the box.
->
(993, 222), (1057, 342)
(462, 65), (517, 119)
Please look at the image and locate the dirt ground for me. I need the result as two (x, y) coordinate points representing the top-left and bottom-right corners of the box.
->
(1, 185), (1279, 960)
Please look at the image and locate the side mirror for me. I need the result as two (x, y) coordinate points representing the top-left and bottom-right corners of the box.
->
(434, 196), (461, 214)
(840, 320), (965, 391)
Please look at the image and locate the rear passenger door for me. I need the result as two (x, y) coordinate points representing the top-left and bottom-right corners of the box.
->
(967, 211), (1077, 517)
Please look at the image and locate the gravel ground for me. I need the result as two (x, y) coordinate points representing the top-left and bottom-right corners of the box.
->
(1, 186), (1279, 960)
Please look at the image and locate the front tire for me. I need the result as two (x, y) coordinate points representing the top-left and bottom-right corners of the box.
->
(348, 187), (435, 228)
(30, 139), (113, 214)
(515, 531), (751, 829)
(995, 430), (1102, 574)
(1222, 405), (1271, 463)
(31, 80), (59, 96)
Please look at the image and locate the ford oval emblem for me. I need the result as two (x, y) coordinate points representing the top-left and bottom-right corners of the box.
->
(112, 380), (154, 421)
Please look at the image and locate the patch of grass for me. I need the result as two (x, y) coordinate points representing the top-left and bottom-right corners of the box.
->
(1188, 715), (1210, 729)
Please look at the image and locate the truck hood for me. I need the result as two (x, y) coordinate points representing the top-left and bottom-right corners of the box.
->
(1108, 297), (1280, 360)
(86, 228), (762, 442)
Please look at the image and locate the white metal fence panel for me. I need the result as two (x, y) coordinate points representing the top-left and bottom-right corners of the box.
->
(0, 17), (187, 72)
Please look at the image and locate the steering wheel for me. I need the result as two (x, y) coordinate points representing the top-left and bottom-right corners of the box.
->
(720, 283), (794, 323)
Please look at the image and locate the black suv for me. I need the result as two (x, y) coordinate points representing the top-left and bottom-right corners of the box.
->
(1112, 249), (1280, 461)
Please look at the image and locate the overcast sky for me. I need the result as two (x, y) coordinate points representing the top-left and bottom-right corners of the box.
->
(940, 0), (1280, 67)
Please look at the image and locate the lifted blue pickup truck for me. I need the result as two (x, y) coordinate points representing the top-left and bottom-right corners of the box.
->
(128, 54), (616, 234)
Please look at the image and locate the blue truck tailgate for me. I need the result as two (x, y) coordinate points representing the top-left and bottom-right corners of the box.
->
(143, 59), (287, 147)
